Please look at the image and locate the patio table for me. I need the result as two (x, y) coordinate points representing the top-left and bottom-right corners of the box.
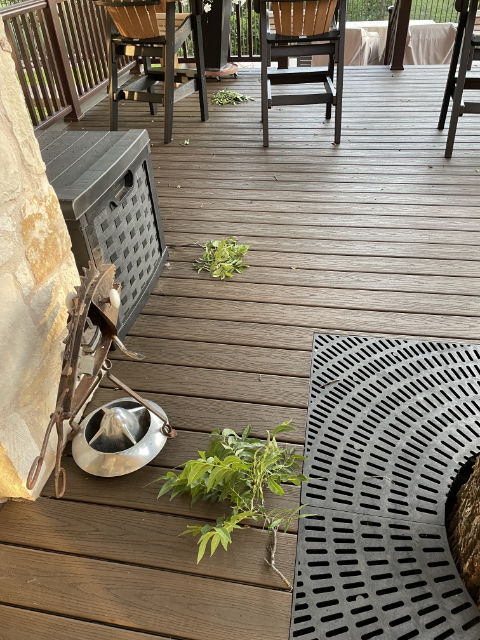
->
(311, 20), (456, 66)
(347, 19), (435, 61)
(404, 21), (457, 64)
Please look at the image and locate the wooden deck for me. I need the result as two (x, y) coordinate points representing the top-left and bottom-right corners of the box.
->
(2, 65), (480, 640)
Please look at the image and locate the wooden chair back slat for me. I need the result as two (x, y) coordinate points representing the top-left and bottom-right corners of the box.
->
(303, 1), (318, 36)
(156, 11), (190, 32)
(279, 1), (291, 34)
(107, 0), (173, 38)
(313, 0), (336, 35)
(272, 0), (337, 37)
(271, 2), (280, 32)
(144, 5), (159, 34)
(127, 6), (149, 36)
(271, 1), (292, 35)
(292, 2), (304, 35)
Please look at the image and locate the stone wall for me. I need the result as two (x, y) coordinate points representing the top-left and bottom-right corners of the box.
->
(0, 20), (79, 500)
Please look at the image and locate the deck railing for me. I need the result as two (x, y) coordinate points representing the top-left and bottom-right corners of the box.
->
(1, 0), (132, 128)
(348, 0), (457, 22)
(229, 0), (260, 61)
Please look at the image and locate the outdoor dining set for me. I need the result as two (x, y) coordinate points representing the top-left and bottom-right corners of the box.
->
(99, 0), (480, 156)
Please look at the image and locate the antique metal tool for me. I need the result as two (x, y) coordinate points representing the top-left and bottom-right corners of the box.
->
(27, 262), (176, 498)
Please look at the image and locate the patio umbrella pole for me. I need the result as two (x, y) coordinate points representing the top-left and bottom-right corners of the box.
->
(203, 0), (238, 78)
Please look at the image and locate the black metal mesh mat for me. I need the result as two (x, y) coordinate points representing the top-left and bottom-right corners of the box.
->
(290, 334), (480, 640)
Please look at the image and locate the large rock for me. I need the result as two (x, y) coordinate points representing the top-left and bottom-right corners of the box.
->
(0, 21), (79, 500)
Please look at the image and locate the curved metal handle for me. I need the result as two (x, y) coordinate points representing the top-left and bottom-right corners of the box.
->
(54, 467), (67, 499)
(112, 335), (145, 361)
(26, 456), (43, 490)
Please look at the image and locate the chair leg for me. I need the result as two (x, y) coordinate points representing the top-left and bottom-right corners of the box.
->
(332, 0), (346, 144)
(192, 14), (208, 122)
(334, 46), (345, 141)
(445, 2), (476, 158)
(145, 57), (158, 116)
(163, 3), (176, 144)
(438, 9), (467, 130)
(108, 36), (119, 131)
(326, 53), (334, 120)
(262, 74), (269, 146)
(260, 6), (269, 146)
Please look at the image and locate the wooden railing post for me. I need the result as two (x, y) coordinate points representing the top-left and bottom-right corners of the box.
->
(390, 0), (412, 70)
(43, 0), (82, 119)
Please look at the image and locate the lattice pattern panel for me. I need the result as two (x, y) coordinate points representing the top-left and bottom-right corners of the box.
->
(303, 335), (480, 525)
(85, 160), (162, 326)
(291, 335), (480, 640)
(292, 512), (480, 640)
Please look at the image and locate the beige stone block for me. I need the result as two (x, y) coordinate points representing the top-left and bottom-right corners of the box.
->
(0, 17), (79, 500)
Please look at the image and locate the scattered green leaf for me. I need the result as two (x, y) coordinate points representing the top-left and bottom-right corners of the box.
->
(194, 236), (250, 280)
(211, 89), (254, 106)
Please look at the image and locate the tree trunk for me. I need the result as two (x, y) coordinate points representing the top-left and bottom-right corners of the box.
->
(448, 456), (480, 607)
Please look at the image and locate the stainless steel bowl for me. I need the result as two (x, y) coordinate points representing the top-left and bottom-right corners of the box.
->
(72, 397), (168, 477)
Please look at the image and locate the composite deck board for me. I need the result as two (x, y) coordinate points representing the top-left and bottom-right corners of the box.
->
(100, 361), (309, 407)
(159, 176), (480, 197)
(110, 336), (313, 377)
(41, 458), (301, 532)
(158, 188), (480, 206)
(0, 545), (291, 640)
(162, 198), (480, 217)
(164, 261), (480, 295)
(152, 154), (480, 168)
(2, 67), (480, 639)
(144, 295), (480, 339)
(165, 233), (480, 259)
(170, 247), (480, 277)
(155, 279), (480, 316)
(0, 498), (295, 588)
(165, 211), (480, 228)
(163, 221), (480, 244)
(127, 315), (480, 350)
(0, 605), (169, 640)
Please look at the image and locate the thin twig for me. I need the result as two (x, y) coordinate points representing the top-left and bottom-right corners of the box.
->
(264, 527), (293, 591)
(319, 378), (339, 388)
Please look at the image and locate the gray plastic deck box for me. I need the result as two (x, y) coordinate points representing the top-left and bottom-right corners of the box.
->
(37, 129), (168, 338)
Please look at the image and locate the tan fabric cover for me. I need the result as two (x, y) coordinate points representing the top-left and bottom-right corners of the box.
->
(312, 20), (457, 67)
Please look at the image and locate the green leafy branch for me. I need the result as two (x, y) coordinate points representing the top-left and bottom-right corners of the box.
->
(194, 236), (250, 280)
(156, 422), (309, 589)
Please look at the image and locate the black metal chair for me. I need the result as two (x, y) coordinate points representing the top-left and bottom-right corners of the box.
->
(256, 0), (346, 147)
(95, 0), (208, 144)
(438, 0), (480, 158)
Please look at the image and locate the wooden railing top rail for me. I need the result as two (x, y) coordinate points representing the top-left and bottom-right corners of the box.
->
(0, 0), (47, 18)
(0, 0), (74, 17)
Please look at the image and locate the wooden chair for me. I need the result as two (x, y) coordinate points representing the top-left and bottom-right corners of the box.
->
(257, 0), (345, 147)
(437, 0), (480, 158)
(95, 0), (208, 143)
